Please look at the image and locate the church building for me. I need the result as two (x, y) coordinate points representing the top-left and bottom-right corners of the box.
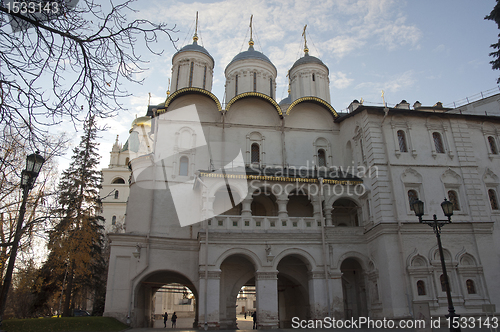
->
(102, 24), (500, 329)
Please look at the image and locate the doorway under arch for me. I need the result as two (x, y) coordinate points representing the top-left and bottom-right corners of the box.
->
(277, 255), (310, 328)
(134, 270), (198, 328)
(220, 254), (257, 329)
(332, 198), (360, 226)
(340, 258), (367, 319)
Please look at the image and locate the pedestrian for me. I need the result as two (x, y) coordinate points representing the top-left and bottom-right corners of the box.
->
(252, 311), (257, 329)
(244, 311), (247, 319)
(171, 312), (177, 328)
(163, 311), (168, 328)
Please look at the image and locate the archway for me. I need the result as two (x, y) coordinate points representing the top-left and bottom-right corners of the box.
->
(135, 271), (198, 328)
(287, 190), (313, 217)
(340, 258), (367, 319)
(277, 255), (310, 328)
(220, 254), (257, 329)
(332, 198), (360, 226)
(251, 188), (278, 216)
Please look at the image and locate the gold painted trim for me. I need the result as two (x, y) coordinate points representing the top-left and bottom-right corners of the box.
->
(161, 87), (222, 113)
(286, 96), (338, 118)
(225, 92), (283, 118)
(199, 172), (362, 185)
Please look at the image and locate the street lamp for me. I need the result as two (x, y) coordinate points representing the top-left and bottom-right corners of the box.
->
(0, 151), (45, 329)
(412, 198), (460, 332)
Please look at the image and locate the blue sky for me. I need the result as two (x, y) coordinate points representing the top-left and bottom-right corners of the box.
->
(56, 0), (500, 170)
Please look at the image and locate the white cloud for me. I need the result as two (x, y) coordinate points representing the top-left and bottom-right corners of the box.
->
(331, 71), (354, 89)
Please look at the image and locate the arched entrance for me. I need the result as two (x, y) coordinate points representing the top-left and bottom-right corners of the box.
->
(220, 254), (257, 329)
(277, 255), (310, 328)
(340, 258), (367, 319)
(332, 198), (360, 226)
(135, 271), (198, 328)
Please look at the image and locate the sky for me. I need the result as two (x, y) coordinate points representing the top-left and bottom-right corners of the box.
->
(56, 0), (500, 172)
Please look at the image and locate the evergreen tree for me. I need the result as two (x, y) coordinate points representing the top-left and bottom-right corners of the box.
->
(43, 114), (105, 317)
(486, 0), (500, 83)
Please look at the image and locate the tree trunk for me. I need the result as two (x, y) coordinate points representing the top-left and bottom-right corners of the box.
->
(62, 261), (75, 317)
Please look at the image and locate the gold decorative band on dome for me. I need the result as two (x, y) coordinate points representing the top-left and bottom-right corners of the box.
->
(286, 96), (338, 118)
(225, 92), (283, 118)
(199, 172), (362, 185)
(160, 87), (222, 113)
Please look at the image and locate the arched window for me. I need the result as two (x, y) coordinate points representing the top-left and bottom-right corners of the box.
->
(433, 132), (445, 153)
(114, 190), (119, 199)
(417, 280), (426, 296)
(251, 143), (260, 164)
(397, 130), (408, 152)
(447, 190), (460, 211)
(125, 157), (130, 165)
(488, 136), (498, 154)
(440, 274), (450, 292)
(488, 189), (499, 210)
(179, 156), (189, 176)
(466, 279), (476, 294)
(112, 178), (125, 184)
(112, 215), (117, 225)
(269, 78), (273, 98)
(317, 149), (326, 167)
(407, 190), (418, 210)
(312, 73), (315, 81)
(188, 61), (194, 87)
(253, 72), (257, 92)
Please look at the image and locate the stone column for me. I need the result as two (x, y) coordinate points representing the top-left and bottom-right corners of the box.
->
(198, 270), (221, 329)
(255, 271), (279, 329)
(276, 194), (289, 219)
(241, 198), (252, 217)
(308, 271), (331, 320)
(324, 207), (333, 225)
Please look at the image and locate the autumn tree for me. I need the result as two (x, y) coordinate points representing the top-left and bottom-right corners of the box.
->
(486, 0), (500, 83)
(40, 114), (105, 316)
(0, 0), (178, 148)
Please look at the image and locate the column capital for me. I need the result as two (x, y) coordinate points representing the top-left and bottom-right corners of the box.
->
(199, 270), (221, 279)
(255, 271), (278, 280)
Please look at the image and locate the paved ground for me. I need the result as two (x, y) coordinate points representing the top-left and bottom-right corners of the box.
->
(126, 314), (494, 331)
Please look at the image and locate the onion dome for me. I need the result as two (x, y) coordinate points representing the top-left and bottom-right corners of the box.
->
(174, 39), (214, 63)
(226, 44), (276, 72)
(290, 52), (328, 74)
(225, 38), (277, 100)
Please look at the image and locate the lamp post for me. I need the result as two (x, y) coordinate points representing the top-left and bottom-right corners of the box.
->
(0, 152), (45, 328)
(412, 198), (460, 332)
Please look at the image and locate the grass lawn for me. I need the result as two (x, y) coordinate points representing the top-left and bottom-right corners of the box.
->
(3, 316), (129, 332)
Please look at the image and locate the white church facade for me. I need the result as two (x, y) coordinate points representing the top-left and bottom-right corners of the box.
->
(102, 29), (500, 329)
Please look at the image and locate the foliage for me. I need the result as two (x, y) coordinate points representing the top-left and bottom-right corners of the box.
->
(0, 0), (178, 147)
(3, 316), (128, 332)
(37, 114), (105, 316)
(0, 126), (63, 292)
(486, 0), (500, 83)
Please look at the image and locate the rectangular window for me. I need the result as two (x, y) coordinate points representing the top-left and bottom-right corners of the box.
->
(270, 78), (273, 98)
(253, 72), (257, 92)
(203, 66), (207, 89)
(176, 64), (180, 90)
(188, 62), (194, 87)
(433, 132), (445, 153)
(235, 74), (238, 95)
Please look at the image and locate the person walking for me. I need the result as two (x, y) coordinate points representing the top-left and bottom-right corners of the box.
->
(252, 311), (257, 329)
(171, 312), (177, 328)
(163, 312), (168, 328)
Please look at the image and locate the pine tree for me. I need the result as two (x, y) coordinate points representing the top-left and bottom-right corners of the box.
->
(486, 0), (500, 83)
(43, 114), (105, 317)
